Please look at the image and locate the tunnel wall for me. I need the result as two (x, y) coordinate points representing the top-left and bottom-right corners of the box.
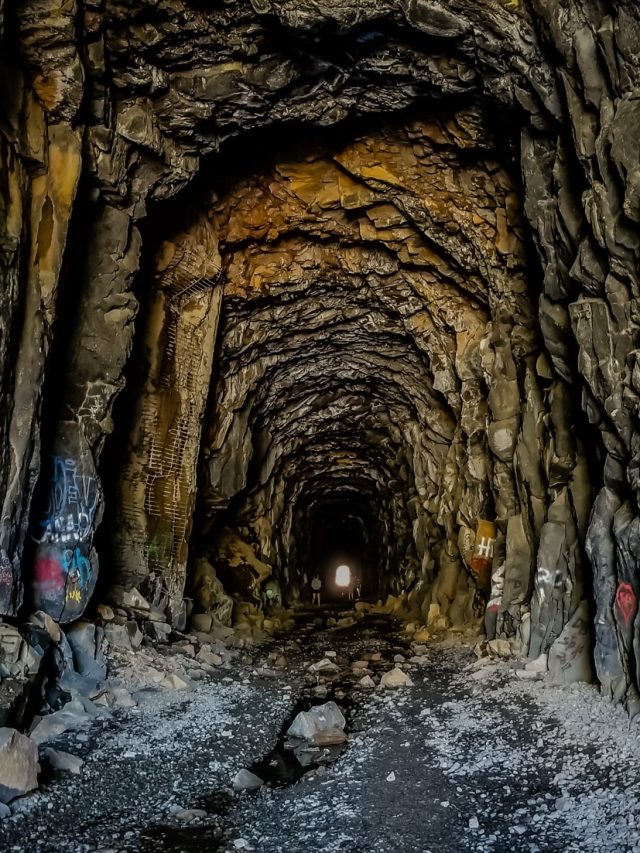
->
(1, 0), (640, 707)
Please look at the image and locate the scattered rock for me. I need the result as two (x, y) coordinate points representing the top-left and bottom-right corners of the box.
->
(30, 701), (91, 745)
(145, 621), (171, 643)
(66, 622), (107, 681)
(161, 673), (189, 690)
(126, 621), (143, 649)
(103, 623), (131, 651)
(380, 667), (413, 688)
(0, 728), (39, 803)
(308, 658), (340, 674)
(287, 701), (346, 742)
(41, 748), (83, 774)
(197, 649), (222, 667)
(358, 675), (376, 688)
(28, 611), (62, 644)
(175, 808), (208, 821)
(96, 605), (115, 622)
(233, 769), (264, 792)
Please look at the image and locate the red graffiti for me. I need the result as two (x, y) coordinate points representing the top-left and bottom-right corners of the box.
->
(615, 581), (637, 628)
(33, 555), (64, 598)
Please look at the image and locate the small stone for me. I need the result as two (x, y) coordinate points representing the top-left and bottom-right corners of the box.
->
(308, 658), (340, 673)
(196, 650), (222, 667)
(233, 769), (263, 792)
(175, 808), (207, 822)
(42, 748), (83, 775)
(386, 771), (396, 782)
(380, 667), (413, 688)
(96, 604), (115, 622)
(469, 817), (479, 829)
(161, 673), (189, 690)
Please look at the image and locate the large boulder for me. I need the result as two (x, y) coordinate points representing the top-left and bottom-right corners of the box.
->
(191, 559), (234, 626)
(66, 622), (107, 680)
(207, 529), (271, 606)
(0, 728), (39, 803)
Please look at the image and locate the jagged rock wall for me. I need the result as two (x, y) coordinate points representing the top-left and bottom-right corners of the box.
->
(0, 0), (639, 707)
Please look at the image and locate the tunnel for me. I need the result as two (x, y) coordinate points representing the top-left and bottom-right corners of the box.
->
(2, 1), (640, 848)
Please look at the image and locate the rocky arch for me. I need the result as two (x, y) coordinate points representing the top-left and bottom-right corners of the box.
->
(1, 0), (640, 709)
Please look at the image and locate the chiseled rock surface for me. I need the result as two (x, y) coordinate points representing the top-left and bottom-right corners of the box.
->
(0, 0), (640, 709)
(0, 728), (39, 804)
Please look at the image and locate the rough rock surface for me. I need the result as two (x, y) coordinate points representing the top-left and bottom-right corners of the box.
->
(0, 728), (39, 804)
(1, 0), (640, 709)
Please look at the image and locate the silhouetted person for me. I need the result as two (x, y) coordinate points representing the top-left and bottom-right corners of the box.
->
(311, 574), (322, 605)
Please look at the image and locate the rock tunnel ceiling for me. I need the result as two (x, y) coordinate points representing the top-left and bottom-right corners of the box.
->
(2, 0), (640, 711)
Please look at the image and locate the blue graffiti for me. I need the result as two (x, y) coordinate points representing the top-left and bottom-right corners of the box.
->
(33, 457), (99, 546)
(61, 546), (91, 589)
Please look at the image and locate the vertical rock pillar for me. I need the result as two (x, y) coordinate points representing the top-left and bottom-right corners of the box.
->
(113, 225), (223, 621)
(31, 204), (141, 622)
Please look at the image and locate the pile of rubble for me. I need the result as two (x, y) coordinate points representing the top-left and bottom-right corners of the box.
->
(0, 584), (297, 818)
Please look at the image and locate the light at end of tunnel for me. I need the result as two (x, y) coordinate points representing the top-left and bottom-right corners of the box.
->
(335, 564), (351, 588)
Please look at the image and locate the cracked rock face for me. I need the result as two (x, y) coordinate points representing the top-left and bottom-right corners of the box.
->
(2, 0), (640, 709)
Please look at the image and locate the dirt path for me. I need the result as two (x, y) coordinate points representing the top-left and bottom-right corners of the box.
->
(1, 615), (639, 853)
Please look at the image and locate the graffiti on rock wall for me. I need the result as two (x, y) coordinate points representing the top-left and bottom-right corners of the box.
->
(614, 581), (637, 628)
(469, 519), (496, 594)
(33, 456), (99, 545)
(487, 562), (505, 613)
(32, 456), (100, 622)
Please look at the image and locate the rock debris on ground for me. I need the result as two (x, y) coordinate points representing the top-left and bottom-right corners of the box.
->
(0, 615), (638, 853)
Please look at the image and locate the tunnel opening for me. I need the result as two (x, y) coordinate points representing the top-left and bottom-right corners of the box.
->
(301, 494), (376, 605)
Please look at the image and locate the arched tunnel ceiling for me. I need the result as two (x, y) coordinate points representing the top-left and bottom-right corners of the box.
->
(2, 0), (640, 711)
(191, 115), (534, 613)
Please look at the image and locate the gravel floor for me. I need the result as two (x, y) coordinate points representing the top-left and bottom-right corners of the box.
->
(1, 615), (639, 853)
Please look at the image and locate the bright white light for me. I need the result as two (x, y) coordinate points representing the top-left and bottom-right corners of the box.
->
(335, 564), (351, 587)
